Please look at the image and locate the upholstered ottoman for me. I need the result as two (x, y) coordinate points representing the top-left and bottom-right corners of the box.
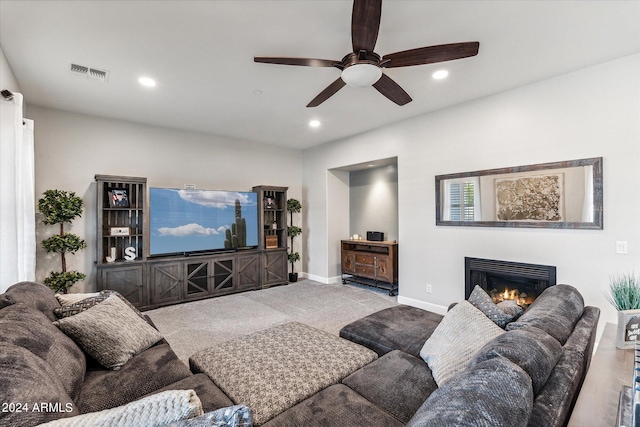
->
(339, 305), (443, 357)
(189, 322), (378, 425)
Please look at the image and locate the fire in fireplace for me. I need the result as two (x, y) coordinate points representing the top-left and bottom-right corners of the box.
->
(465, 257), (556, 308)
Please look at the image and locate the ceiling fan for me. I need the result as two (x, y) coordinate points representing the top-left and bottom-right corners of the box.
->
(254, 0), (480, 107)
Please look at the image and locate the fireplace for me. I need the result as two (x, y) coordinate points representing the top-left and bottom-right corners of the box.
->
(465, 257), (556, 308)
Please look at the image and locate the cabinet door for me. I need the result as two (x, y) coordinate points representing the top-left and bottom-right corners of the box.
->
(149, 261), (183, 305)
(236, 253), (261, 291)
(375, 256), (393, 283)
(98, 264), (145, 308)
(185, 261), (210, 299)
(263, 249), (287, 287)
(341, 252), (356, 274)
(211, 257), (235, 294)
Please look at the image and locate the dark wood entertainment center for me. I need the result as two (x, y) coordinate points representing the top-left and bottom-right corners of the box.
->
(95, 175), (289, 310)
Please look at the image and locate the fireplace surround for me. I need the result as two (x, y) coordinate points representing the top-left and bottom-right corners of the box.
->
(465, 257), (556, 307)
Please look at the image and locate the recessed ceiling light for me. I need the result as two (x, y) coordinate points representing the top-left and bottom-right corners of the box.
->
(309, 120), (321, 128)
(138, 77), (156, 87)
(432, 70), (449, 80)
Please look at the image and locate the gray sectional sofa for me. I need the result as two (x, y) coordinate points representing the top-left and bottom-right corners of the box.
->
(0, 281), (599, 427)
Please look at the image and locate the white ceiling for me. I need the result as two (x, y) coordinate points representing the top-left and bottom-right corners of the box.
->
(1, 1), (638, 150)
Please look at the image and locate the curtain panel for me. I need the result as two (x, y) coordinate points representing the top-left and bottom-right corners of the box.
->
(0, 92), (35, 292)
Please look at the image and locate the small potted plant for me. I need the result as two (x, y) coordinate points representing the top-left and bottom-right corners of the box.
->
(605, 272), (640, 349)
(287, 198), (302, 282)
(38, 189), (87, 294)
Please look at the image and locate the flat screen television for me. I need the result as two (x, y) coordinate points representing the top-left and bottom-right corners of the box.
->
(149, 187), (258, 256)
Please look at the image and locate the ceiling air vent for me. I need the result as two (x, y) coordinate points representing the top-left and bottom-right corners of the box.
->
(69, 63), (110, 83)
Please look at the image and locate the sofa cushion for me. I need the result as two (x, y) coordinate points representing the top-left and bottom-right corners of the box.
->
(55, 295), (163, 370)
(420, 300), (505, 386)
(0, 343), (79, 426)
(506, 284), (584, 345)
(528, 306), (600, 427)
(339, 305), (443, 357)
(0, 303), (86, 400)
(4, 281), (60, 321)
(38, 389), (203, 427)
(190, 321), (378, 425)
(406, 356), (534, 427)
(77, 342), (193, 413)
(342, 349), (437, 423)
(262, 384), (404, 427)
(468, 285), (514, 328)
(472, 326), (562, 394)
(528, 348), (584, 427)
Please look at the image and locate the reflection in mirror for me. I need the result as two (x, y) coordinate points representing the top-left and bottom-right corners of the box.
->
(435, 157), (602, 229)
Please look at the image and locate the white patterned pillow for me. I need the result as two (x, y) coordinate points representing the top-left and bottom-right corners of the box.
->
(420, 300), (505, 386)
(38, 389), (203, 426)
(54, 295), (163, 370)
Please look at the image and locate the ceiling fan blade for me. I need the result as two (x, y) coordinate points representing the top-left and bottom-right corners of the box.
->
(254, 57), (340, 67)
(351, 0), (382, 53)
(307, 78), (346, 107)
(382, 42), (480, 68)
(373, 74), (412, 106)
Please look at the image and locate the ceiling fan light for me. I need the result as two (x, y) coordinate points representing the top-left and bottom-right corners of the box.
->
(341, 63), (382, 87)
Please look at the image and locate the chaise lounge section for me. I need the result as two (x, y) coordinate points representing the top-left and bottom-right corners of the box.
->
(0, 281), (599, 426)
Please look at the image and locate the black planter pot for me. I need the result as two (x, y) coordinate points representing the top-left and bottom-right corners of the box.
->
(289, 273), (298, 283)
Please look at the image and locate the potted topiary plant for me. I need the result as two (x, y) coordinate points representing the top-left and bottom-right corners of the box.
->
(287, 198), (302, 282)
(38, 189), (87, 294)
(605, 272), (640, 349)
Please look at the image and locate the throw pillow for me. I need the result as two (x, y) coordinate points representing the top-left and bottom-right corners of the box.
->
(56, 292), (101, 306)
(54, 295), (163, 370)
(419, 300), (505, 386)
(54, 290), (145, 320)
(497, 299), (524, 319)
(37, 389), (203, 427)
(468, 285), (514, 328)
(0, 293), (16, 309)
(163, 405), (253, 427)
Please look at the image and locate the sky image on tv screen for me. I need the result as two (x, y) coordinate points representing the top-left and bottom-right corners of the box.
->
(149, 188), (258, 255)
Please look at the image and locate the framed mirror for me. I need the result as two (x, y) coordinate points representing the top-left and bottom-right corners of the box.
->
(435, 157), (603, 229)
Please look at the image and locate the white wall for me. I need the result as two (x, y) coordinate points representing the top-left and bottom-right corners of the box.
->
(302, 54), (640, 339)
(27, 106), (302, 292)
(0, 45), (21, 94)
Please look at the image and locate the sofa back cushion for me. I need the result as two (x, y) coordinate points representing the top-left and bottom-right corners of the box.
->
(407, 355), (534, 427)
(4, 281), (61, 321)
(472, 326), (562, 394)
(506, 284), (584, 345)
(0, 343), (79, 426)
(0, 303), (86, 400)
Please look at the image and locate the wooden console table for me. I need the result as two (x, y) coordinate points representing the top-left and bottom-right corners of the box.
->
(340, 240), (398, 296)
(568, 322), (634, 426)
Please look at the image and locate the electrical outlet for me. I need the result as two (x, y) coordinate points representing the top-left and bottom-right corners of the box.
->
(616, 241), (628, 254)
(426, 284), (432, 293)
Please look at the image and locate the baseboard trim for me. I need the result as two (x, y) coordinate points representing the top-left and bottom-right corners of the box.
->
(301, 272), (338, 284)
(397, 296), (448, 316)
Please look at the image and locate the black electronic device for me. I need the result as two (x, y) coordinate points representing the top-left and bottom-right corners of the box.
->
(366, 231), (384, 241)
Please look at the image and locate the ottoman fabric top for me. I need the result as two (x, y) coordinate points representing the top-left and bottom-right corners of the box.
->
(189, 321), (378, 425)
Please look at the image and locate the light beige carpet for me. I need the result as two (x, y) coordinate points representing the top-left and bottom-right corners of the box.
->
(146, 279), (398, 363)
